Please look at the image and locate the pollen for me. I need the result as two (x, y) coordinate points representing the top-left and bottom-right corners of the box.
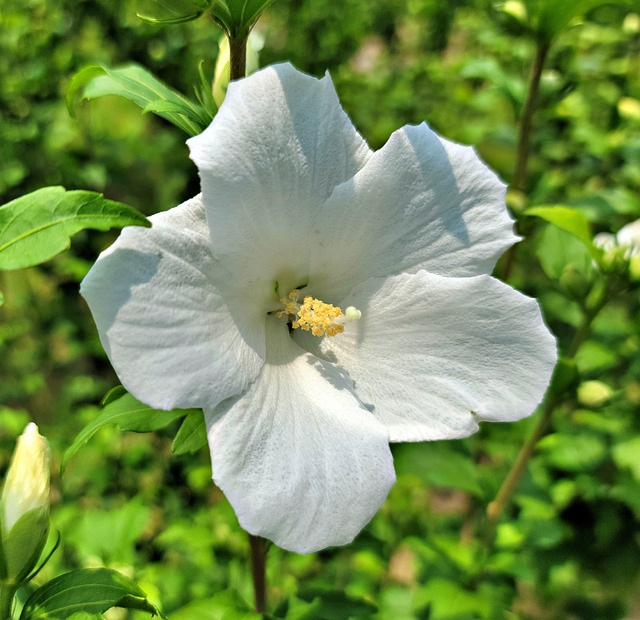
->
(276, 289), (361, 337)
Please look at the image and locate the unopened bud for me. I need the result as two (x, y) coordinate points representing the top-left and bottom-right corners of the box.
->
(577, 380), (612, 408)
(1, 423), (51, 583)
(2, 423), (50, 533)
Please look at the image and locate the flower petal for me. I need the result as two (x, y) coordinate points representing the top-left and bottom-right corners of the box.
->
(188, 62), (372, 302)
(80, 196), (265, 411)
(308, 124), (516, 300)
(319, 272), (557, 442)
(206, 318), (395, 553)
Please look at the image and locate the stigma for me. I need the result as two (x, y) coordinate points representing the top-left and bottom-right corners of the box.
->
(276, 289), (361, 337)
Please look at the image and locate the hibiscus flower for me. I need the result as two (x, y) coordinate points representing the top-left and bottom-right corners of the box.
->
(81, 63), (557, 553)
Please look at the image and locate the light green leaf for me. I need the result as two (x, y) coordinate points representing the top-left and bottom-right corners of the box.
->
(527, 205), (599, 258)
(210, 0), (277, 38)
(67, 64), (212, 136)
(62, 392), (194, 475)
(0, 187), (149, 271)
(19, 568), (165, 619)
(170, 590), (259, 620)
(136, 0), (212, 24)
(535, 0), (621, 44)
(172, 410), (207, 455)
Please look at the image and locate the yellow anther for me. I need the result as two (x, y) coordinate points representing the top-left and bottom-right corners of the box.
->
(277, 289), (361, 338)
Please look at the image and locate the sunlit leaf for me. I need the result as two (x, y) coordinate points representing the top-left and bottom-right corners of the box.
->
(210, 0), (277, 38)
(62, 392), (195, 474)
(535, 0), (622, 44)
(20, 568), (166, 619)
(172, 410), (207, 455)
(527, 205), (599, 258)
(67, 64), (212, 136)
(0, 187), (149, 271)
(170, 590), (259, 620)
(136, 0), (212, 24)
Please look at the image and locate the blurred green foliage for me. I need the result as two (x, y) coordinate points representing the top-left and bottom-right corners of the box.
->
(2, 0), (640, 618)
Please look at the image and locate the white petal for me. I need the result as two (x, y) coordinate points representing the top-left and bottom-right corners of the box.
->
(308, 123), (516, 300)
(319, 272), (557, 442)
(206, 318), (395, 554)
(188, 63), (372, 302)
(80, 196), (265, 411)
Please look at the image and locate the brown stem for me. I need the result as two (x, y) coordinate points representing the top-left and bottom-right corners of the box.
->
(228, 35), (248, 82)
(486, 285), (610, 533)
(249, 534), (268, 615)
(513, 41), (549, 191)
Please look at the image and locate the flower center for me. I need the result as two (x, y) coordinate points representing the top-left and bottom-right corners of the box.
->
(276, 289), (361, 337)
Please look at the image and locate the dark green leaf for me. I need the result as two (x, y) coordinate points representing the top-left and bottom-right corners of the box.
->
(210, 0), (277, 38)
(0, 187), (149, 270)
(394, 443), (483, 496)
(62, 392), (195, 474)
(548, 357), (578, 397)
(19, 568), (165, 619)
(171, 410), (207, 455)
(67, 64), (211, 136)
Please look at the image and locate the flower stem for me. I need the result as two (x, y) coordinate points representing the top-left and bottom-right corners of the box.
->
(0, 582), (16, 619)
(486, 283), (610, 532)
(497, 40), (550, 282)
(228, 35), (248, 82)
(513, 41), (549, 192)
(248, 534), (268, 615)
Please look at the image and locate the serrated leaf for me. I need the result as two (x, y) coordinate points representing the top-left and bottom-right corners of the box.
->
(136, 0), (211, 24)
(19, 568), (166, 619)
(62, 392), (194, 475)
(211, 0), (277, 38)
(0, 187), (149, 270)
(527, 205), (599, 258)
(67, 64), (212, 136)
(172, 411), (207, 455)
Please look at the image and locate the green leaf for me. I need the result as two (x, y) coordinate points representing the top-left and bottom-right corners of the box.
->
(415, 578), (492, 618)
(61, 392), (194, 475)
(535, 225), (592, 282)
(136, 0), (212, 24)
(527, 205), (599, 258)
(535, 0), (620, 44)
(394, 443), (482, 496)
(171, 410), (207, 455)
(0, 187), (149, 271)
(210, 0), (277, 38)
(67, 64), (212, 136)
(4, 509), (49, 583)
(170, 590), (259, 620)
(19, 568), (165, 619)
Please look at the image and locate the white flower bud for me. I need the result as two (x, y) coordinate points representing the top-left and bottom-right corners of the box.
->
(2, 423), (50, 533)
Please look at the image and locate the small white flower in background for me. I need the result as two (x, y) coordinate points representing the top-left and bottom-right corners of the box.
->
(594, 219), (640, 257)
(2, 422), (50, 533)
(81, 63), (557, 553)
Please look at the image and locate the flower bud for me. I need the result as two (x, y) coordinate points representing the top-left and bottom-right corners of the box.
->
(1, 423), (51, 583)
(577, 380), (613, 408)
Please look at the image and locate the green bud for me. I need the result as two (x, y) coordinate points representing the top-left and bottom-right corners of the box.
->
(577, 380), (612, 408)
(559, 264), (591, 300)
(1, 423), (51, 584)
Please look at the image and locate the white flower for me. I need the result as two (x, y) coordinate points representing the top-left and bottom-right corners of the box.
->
(594, 219), (640, 257)
(2, 423), (50, 533)
(81, 63), (557, 553)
